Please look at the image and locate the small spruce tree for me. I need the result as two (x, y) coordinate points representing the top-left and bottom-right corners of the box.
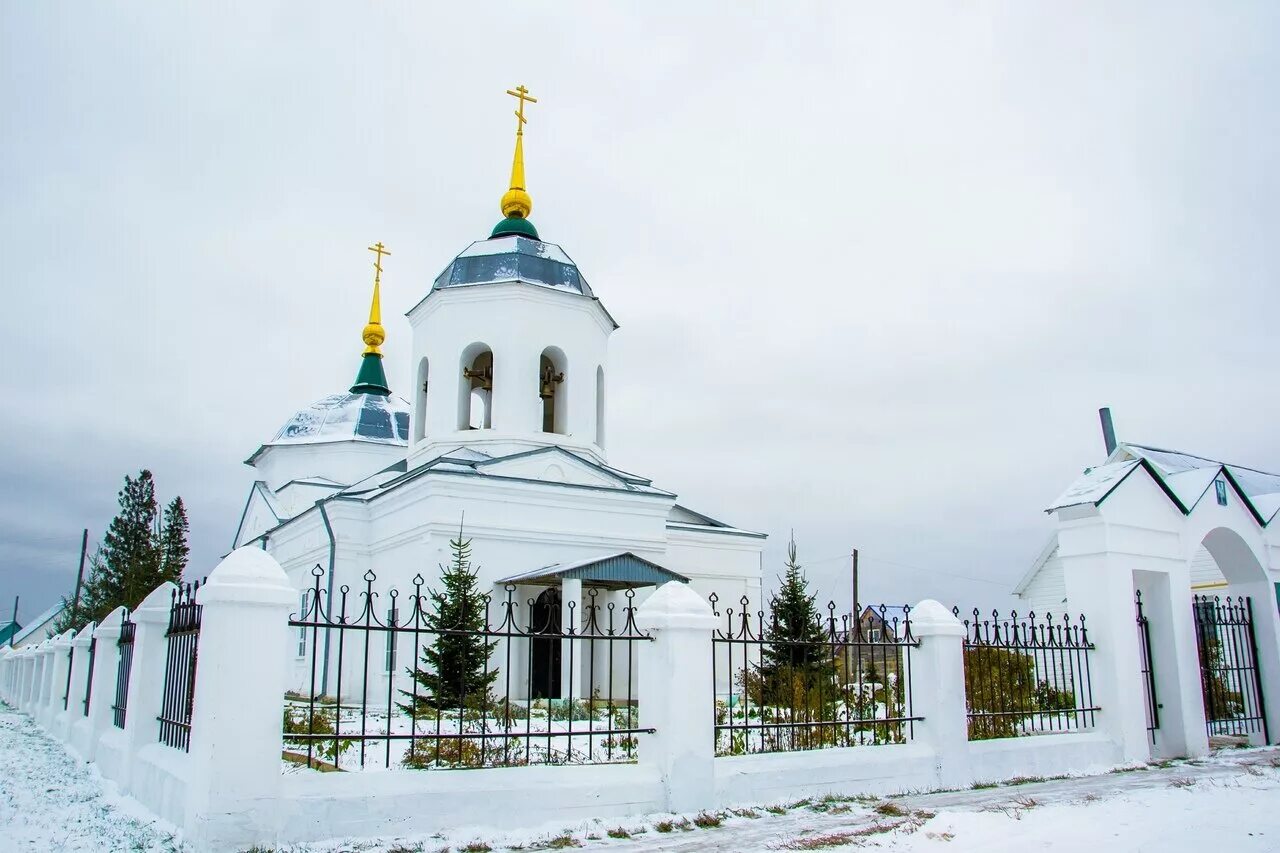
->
(399, 523), (498, 715)
(758, 532), (835, 701)
(158, 496), (190, 586)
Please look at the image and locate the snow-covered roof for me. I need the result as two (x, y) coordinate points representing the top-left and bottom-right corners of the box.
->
(1047, 441), (1280, 525)
(12, 602), (64, 647)
(432, 235), (594, 297)
(259, 392), (410, 454)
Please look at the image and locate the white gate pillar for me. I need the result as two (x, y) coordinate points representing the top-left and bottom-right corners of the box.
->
(636, 581), (718, 814)
(185, 547), (294, 852)
(1057, 513), (1150, 763)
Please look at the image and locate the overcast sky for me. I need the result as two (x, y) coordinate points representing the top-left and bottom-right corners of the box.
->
(2, 2), (1277, 626)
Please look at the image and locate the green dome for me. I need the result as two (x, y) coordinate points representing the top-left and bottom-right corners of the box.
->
(490, 216), (540, 239)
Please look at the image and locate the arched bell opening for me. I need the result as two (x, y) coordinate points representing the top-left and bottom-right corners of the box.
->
(458, 344), (494, 431)
(539, 346), (568, 435)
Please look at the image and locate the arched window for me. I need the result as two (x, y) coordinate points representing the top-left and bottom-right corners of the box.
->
(459, 345), (494, 430)
(539, 346), (568, 435)
(595, 365), (606, 449)
(413, 357), (430, 442)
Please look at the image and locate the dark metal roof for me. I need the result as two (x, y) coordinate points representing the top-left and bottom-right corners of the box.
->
(497, 552), (690, 590)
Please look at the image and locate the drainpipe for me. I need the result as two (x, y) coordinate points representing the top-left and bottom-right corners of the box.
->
(318, 499), (338, 697)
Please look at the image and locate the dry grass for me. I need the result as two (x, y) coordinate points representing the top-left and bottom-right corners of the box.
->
(1168, 777), (1196, 789)
(605, 827), (630, 839)
(693, 811), (724, 828)
(873, 801), (909, 817)
(459, 843), (492, 853)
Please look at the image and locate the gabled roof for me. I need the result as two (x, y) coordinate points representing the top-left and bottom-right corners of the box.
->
(0, 620), (19, 646)
(497, 552), (690, 589)
(336, 445), (676, 502)
(1012, 535), (1060, 596)
(1046, 441), (1280, 527)
(12, 602), (64, 646)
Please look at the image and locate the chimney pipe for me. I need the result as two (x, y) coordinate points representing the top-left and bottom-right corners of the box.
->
(1099, 407), (1117, 456)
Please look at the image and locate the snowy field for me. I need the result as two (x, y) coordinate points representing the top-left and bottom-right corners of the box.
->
(3, 703), (1280, 852)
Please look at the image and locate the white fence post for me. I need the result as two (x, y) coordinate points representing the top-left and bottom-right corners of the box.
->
(49, 630), (75, 732)
(37, 641), (57, 721)
(185, 547), (294, 852)
(908, 600), (972, 790)
(118, 582), (178, 790)
(61, 622), (96, 742)
(78, 607), (126, 761)
(635, 581), (719, 815)
(0, 648), (11, 702)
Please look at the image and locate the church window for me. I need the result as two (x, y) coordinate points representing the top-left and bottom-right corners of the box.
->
(384, 607), (398, 673)
(413, 357), (430, 442)
(459, 345), (494, 430)
(539, 347), (567, 434)
(595, 366), (605, 449)
(1215, 478), (1228, 506)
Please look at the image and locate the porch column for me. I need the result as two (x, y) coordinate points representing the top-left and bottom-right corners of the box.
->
(561, 577), (583, 701)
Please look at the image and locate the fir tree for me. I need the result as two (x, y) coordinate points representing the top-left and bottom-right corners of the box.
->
(159, 496), (190, 585)
(758, 532), (835, 699)
(53, 470), (190, 633)
(399, 523), (499, 715)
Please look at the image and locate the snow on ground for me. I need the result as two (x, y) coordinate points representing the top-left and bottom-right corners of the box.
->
(0, 708), (181, 852)
(3, 700), (1279, 852)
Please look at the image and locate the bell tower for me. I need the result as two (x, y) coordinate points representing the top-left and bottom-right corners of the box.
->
(406, 86), (617, 468)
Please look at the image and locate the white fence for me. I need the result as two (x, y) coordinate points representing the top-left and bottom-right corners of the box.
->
(0, 547), (1126, 853)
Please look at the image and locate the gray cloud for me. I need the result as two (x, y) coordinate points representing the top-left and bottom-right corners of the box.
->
(2, 2), (1277, 626)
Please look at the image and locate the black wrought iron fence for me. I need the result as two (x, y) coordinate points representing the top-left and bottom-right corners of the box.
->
(710, 594), (920, 756)
(112, 613), (136, 729)
(62, 644), (75, 711)
(954, 607), (1097, 740)
(285, 566), (653, 772)
(158, 581), (203, 751)
(82, 637), (97, 717)
(1192, 595), (1269, 741)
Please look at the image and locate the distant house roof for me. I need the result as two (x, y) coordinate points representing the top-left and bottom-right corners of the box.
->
(0, 620), (19, 646)
(1047, 442), (1280, 526)
(12, 602), (65, 647)
(497, 552), (690, 590)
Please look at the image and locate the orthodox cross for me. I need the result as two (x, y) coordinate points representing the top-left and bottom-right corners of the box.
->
(367, 241), (390, 285)
(506, 85), (538, 133)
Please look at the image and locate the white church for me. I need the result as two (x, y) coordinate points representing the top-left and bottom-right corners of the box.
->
(231, 88), (764, 700)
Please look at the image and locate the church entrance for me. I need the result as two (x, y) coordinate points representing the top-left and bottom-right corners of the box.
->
(529, 587), (561, 700)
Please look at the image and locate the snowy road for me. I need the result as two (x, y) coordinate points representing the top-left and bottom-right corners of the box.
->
(2, 703), (1279, 852)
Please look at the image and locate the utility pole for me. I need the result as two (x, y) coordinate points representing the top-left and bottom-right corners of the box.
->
(69, 528), (89, 626)
(851, 548), (860, 619)
(10, 595), (17, 628)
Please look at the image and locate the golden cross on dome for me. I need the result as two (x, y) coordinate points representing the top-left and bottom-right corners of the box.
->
(367, 241), (390, 284)
(506, 85), (538, 133)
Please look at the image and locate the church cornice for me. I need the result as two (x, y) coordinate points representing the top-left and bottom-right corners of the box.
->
(406, 278), (618, 335)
